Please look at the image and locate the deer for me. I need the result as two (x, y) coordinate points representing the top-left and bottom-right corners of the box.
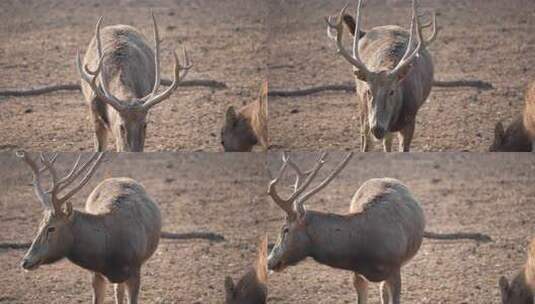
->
(221, 81), (269, 152)
(266, 152), (491, 304)
(491, 81), (535, 152)
(17, 151), (162, 304)
(77, 13), (192, 152)
(326, 0), (437, 152)
(224, 235), (268, 304)
(499, 238), (535, 304)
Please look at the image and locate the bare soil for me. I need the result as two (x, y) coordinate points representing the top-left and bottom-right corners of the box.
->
(268, 0), (535, 151)
(0, 152), (534, 303)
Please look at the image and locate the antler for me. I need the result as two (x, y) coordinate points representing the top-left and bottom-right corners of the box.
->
(267, 152), (353, 218)
(326, 0), (425, 79)
(76, 17), (125, 112)
(142, 47), (192, 109)
(77, 13), (192, 112)
(325, 0), (372, 78)
(418, 11), (438, 47)
(389, 0), (423, 77)
(17, 152), (104, 215)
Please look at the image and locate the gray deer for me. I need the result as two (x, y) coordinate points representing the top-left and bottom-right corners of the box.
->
(267, 152), (490, 303)
(326, 0), (437, 152)
(77, 13), (192, 152)
(18, 152), (161, 304)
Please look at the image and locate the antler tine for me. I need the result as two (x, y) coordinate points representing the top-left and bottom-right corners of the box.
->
(148, 10), (161, 99)
(390, 0), (423, 76)
(296, 152), (353, 205)
(16, 151), (53, 210)
(56, 154), (83, 191)
(143, 47), (192, 109)
(267, 152), (294, 215)
(284, 152), (328, 204)
(95, 16), (104, 59)
(56, 153), (104, 204)
(284, 156), (312, 192)
(422, 11), (437, 47)
(326, 2), (372, 78)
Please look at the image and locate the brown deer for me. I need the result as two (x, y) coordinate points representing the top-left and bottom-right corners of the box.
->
(266, 152), (490, 304)
(224, 235), (268, 304)
(499, 238), (535, 304)
(17, 152), (161, 304)
(491, 82), (535, 152)
(77, 13), (192, 152)
(221, 81), (269, 152)
(326, 0), (437, 152)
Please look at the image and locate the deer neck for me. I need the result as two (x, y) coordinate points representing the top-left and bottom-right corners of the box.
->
(67, 210), (108, 273)
(305, 210), (367, 271)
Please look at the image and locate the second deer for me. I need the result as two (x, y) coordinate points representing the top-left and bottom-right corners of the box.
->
(224, 235), (268, 304)
(221, 81), (269, 152)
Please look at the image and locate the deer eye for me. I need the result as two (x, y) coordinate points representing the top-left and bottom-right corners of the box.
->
(120, 125), (126, 133)
(389, 90), (395, 96)
(47, 227), (56, 233)
(282, 227), (289, 234)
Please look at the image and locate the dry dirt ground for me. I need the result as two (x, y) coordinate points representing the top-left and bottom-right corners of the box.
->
(0, 0), (268, 151)
(268, 0), (535, 151)
(1, 152), (534, 303)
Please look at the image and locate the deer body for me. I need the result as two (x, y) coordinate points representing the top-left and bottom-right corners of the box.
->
(78, 15), (191, 152)
(305, 179), (424, 281)
(68, 178), (161, 283)
(354, 26), (434, 151)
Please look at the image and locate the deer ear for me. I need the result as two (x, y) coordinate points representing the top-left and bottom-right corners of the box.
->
(224, 276), (235, 298)
(499, 276), (509, 300)
(226, 106), (238, 126)
(494, 122), (505, 143)
(63, 202), (74, 220)
(395, 63), (414, 82)
(353, 69), (367, 82)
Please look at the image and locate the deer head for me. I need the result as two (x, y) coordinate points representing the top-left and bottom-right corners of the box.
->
(221, 81), (269, 152)
(267, 152), (353, 272)
(326, 0), (425, 139)
(76, 13), (192, 151)
(17, 152), (103, 271)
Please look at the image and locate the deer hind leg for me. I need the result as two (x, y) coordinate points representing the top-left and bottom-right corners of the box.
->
(353, 273), (369, 304)
(91, 272), (107, 304)
(383, 133), (393, 152)
(398, 119), (416, 152)
(380, 271), (401, 304)
(115, 283), (126, 304)
(125, 270), (141, 304)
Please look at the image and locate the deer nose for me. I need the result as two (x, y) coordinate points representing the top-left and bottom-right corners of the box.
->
(371, 126), (386, 139)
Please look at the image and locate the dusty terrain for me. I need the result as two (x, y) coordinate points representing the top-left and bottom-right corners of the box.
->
(0, 0), (267, 151)
(1, 152), (534, 303)
(268, 0), (535, 151)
